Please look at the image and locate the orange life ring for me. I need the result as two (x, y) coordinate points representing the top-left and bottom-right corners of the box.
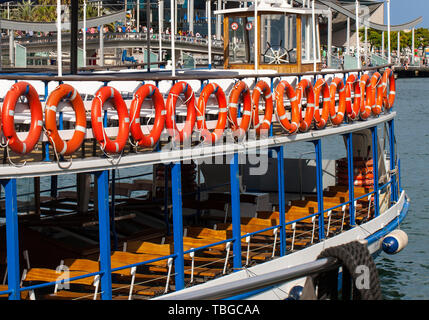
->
(313, 78), (330, 129)
(329, 77), (346, 125)
(130, 84), (166, 147)
(354, 179), (374, 187)
(337, 172), (374, 181)
(345, 74), (361, 121)
(378, 68), (396, 111)
(196, 82), (227, 143)
(252, 80), (273, 135)
(2, 81), (43, 154)
(295, 78), (315, 132)
(337, 166), (373, 176)
(228, 81), (252, 138)
(368, 72), (382, 115)
(45, 84), (86, 156)
(274, 80), (300, 134)
(91, 86), (130, 154)
(359, 74), (372, 120)
(165, 81), (197, 142)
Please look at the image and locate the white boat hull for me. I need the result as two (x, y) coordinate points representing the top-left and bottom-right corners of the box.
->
(157, 190), (409, 300)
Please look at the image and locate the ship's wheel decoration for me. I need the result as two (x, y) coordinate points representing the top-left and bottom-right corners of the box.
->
(263, 41), (293, 64)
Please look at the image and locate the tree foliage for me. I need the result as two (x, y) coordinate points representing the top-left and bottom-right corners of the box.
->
(359, 27), (429, 50)
(2, 0), (105, 22)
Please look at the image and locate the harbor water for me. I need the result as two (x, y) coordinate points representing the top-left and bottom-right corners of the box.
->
(375, 77), (429, 299)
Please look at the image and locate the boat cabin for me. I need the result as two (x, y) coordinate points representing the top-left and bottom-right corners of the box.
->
(215, 0), (324, 73)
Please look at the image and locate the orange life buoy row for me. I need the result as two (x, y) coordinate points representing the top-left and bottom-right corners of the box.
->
(0, 68), (395, 156)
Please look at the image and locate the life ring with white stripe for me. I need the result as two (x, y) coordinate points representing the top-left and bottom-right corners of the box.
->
(359, 74), (372, 120)
(345, 74), (361, 121)
(165, 81), (197, 142)
(313, 78), (330, 129)
(91, 86), (130, 154)
(368, 72), (382, 116)
(337, 172), (374, 181)
(251, 80), (273, 135)
(45, 84), (86, 156)
(274, 80), (299, 134)
(379, 68), (396, 111)
(2, 81), (43, 154)
(196, 82), (227, 143)
(228, 81), (252, 138)
(130, 84), (166, 147)
(295, 78), (315, 132)
(329, 77), (346, 125)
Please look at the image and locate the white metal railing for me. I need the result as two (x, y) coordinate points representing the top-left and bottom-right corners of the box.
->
(11, 32), (224, 49)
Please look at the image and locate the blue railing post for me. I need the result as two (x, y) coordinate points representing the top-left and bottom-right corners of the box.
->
(43, 142), (50, 161)
(345, 133), (355, 226)
(171, 162), (185, 290)
(1, 179), (20, 300)
(388, 119), (397, 202)
(371, 126), (380, 217)
(110, 169), (118, 251)
(313, 139), (325, 240)
(398, 158), (402, 192)
(269, 77), (274, 137)
(95, 170), (112, 300)
(276, 146), (286, 256)
(230, 153), (242, 271)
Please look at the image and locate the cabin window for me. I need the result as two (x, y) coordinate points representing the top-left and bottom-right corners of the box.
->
(260, 14), (297, 64)
(301, 15), (321, 63)
(228, 16), (255, 64)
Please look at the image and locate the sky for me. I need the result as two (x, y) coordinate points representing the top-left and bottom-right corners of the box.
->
(387, 0), (429, 28)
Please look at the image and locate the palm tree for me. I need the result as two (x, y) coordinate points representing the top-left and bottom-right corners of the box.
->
(4, 0), (107, 23)
(12, 0), (36, 21)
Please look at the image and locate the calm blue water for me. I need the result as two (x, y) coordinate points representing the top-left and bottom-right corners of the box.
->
(375, 78), (429, 300)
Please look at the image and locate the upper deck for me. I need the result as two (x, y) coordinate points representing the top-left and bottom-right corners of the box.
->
(0, 64), (395, 179)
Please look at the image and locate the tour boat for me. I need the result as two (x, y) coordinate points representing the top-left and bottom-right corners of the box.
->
(0, 0), (409, 300)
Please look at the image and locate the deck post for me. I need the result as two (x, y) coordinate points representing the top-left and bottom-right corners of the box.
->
(276, 146), (286, 256)
(388, 119), (397, 202)
(230, 153), (242, 271)
(207, 0), (212, 69)
(70, 0), (78, 74)
(327, 7), (332, 67)
(171, 162), (185, 290)
(371, 127), (380, 217)
(313, 139), (325, 240)
(164, 164), (170, 235)
(1, 179), (20, 300)
(50, 176), (58, 199)
(95, 170), (112, 300)
(345, 133), (355, 226)
(110, 170), (118, 250)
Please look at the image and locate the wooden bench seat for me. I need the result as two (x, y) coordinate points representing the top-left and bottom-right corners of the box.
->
(148, 265), (223, 278)
(63, 257), (167, 290)
(22, 268), (98, 300)
(124, 240), (227, 267)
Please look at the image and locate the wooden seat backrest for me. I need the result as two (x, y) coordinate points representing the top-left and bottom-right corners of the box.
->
(110, 251), (167, 268)
(127, 241), (173, 256)
(24, 268), (95, 286)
